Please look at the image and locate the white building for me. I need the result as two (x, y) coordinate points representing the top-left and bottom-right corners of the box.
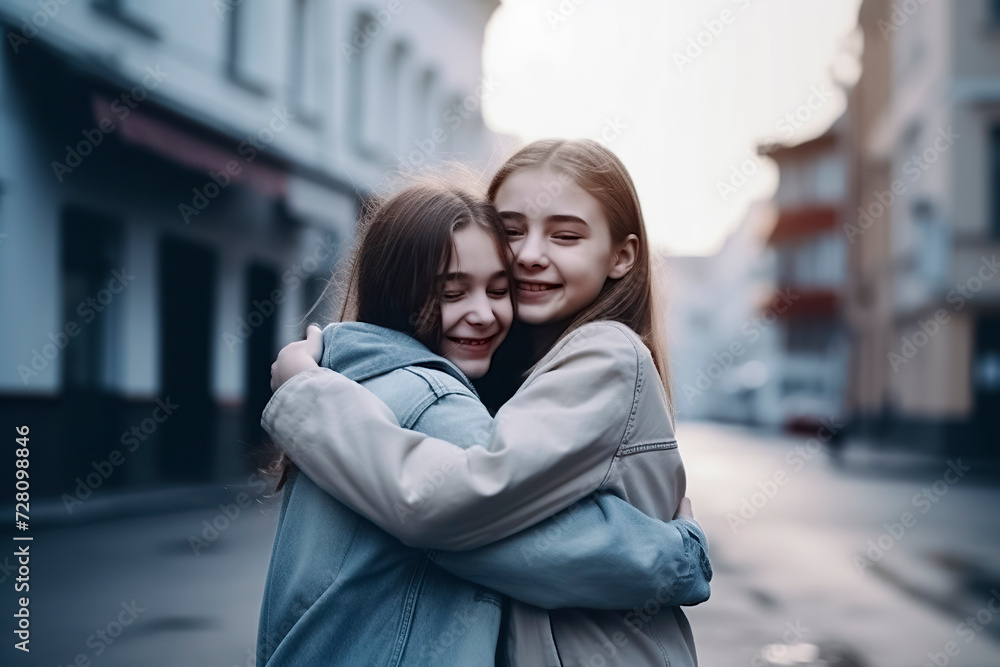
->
(667, 200), (782, 426)
(0, 0), (499, 499)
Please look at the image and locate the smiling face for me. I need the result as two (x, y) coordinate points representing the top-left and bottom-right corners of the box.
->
(494, 166), (630, 326)
(437, 224), (513, 379)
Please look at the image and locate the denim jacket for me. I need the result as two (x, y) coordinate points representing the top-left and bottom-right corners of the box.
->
(261, 322), (711, 666)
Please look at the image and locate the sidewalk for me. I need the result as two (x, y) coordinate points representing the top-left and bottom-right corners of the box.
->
(679, 420), (1000, 666)
(835, 436), (1000, 638)
(837, 436), (1000, 485)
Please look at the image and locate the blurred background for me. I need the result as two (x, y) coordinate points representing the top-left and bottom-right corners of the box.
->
(0, 0), (998, 665)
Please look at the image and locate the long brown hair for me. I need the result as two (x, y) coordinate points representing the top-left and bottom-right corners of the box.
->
(341, 178), (512, 347)
(270, 175), (513, 490)
(487, 139), (674, 412)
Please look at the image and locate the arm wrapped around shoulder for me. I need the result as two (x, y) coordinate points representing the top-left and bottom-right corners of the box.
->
(261, 324), (643, 550)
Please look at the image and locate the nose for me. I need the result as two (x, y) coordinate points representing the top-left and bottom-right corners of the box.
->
(464, 291), (496, 327)
(515, 231), (548, 270)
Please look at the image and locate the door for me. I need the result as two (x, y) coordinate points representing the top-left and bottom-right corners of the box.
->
(242, 262), (279, 470)
(158, 236), (218, 482)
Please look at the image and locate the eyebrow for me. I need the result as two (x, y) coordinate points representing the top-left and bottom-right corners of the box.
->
(443, 270), (507, 282)
(498, 211), (589, 226)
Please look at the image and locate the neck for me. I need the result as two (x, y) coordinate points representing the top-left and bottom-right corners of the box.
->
(526, 318), (571, 361)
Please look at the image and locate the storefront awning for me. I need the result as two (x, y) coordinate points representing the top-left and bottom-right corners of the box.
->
(92, 94), (287, 199)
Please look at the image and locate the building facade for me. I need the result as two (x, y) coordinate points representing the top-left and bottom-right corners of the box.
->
(844, 0), (1000, 457)
(0, 0), (500, 500)
(667, 201), (782, 427)
(760, 125), (851, 434)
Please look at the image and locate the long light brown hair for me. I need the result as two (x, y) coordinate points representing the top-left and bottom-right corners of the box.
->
(487, 139), (674, 412)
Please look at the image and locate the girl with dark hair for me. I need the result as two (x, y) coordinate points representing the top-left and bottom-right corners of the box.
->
(257, 172), (711, 666)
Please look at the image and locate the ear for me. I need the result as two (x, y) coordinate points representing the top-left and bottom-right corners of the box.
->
(608, 234), (639, 279)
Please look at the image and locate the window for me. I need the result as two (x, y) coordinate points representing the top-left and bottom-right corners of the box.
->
(348, 12), (380, 159)
(445, 94), (465, 154)
(775, 246), (796, 287)
(289, 0), (323, 123)
(61, 208), (123, 390)
(225, 0), (272, 95)
(382, 42), (407, 153)
(413, 69), (437, 147)
(785, 320), (833, 355)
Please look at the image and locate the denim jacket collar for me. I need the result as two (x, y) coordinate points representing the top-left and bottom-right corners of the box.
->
(322, 322), (474, 392)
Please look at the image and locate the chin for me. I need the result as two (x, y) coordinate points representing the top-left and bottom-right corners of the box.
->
(514, 306), (554, 325)
(455, 359), (489, 380)
(517, 310), (573, 327)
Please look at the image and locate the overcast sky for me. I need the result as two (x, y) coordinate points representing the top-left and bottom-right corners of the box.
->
(482, 0), (863, 256)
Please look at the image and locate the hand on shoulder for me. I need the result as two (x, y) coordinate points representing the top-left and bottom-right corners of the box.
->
(270, 324), (324, 392)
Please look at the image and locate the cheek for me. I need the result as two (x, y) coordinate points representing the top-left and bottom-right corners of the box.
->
(439, 302), (457, 332)
(561, 248), (605, 286)
(497, 300), (514, 328)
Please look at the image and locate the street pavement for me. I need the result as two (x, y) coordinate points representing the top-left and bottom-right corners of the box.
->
(681, 421), (1000, 667)
(1, 421), (998, 666)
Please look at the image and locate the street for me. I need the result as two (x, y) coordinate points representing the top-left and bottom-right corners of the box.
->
(682, 421), (1000, 667)
(2, 421), (998, 666)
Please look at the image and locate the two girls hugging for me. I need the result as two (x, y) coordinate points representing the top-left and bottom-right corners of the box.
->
(256, 139), (713, 666)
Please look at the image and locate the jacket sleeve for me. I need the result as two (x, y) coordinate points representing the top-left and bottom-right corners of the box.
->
(404, 388), (709, 609)
(262, 324), (640, 550)
(429, 493), (713, 609)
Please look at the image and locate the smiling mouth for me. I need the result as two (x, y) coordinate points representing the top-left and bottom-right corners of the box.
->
(517, 281), (561, 292)
(447, 334), (497, 347)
